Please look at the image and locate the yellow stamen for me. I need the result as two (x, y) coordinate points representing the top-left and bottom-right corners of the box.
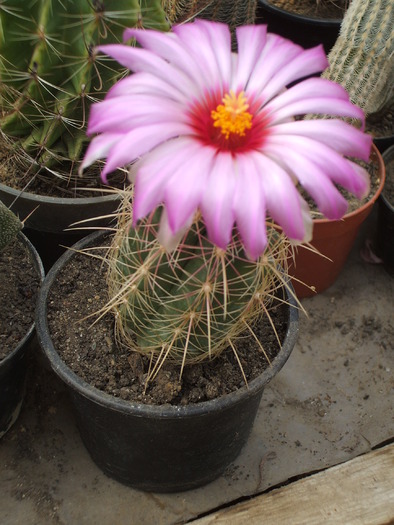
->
(211, 90), (253, 139)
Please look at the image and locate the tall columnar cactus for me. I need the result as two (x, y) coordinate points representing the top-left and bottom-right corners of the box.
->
(322, 0), (394, 117)
(0, 0), (169, 180)
(107, 205), (288, 377)
(0, 200), (22, 251)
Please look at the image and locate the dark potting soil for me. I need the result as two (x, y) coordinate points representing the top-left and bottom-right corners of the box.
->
(382, 156), (394, 205)
(0, 237), (40, 361)
(265, 0), (347, 19)
(46, 241), (289, 406)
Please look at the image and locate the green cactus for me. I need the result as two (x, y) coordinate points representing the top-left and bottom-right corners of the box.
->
(0, 0), (169, 181)
(106, 204), (288, 378)
(0, 200), (22, 250)
(322, 0), (394, 117)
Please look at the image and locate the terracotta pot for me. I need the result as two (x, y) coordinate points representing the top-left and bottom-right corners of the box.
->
(289, 144), (386, 297)
(36, 230), (299, 492)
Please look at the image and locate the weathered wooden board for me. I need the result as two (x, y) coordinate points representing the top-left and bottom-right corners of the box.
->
(193, 444), (394, 525)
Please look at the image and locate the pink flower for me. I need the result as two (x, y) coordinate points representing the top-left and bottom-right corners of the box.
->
(81, 20), (372, 259)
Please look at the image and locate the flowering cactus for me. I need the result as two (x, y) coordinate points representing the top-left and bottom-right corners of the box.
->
(82, 21), (372, 372)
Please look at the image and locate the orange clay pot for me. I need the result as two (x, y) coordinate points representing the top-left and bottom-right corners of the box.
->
(289, 144), (386, 298)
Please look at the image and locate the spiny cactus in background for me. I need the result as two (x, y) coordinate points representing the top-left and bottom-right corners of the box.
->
(163, 0), (257, 31)
(0, 200), (22, 251)
(106, 204), (289, 378)
(323, 0), (394, 118)
(0, 0), (169, 182)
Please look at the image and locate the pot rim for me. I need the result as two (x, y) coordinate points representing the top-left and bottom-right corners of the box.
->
(36, 230), (299, 419)
(312, 144), (386, 225)
(1, 231), (45, 367)
(0, 181), (119, 207)
(258, 0), (343, 26)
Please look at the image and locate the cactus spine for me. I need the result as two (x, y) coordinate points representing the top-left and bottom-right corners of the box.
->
(0, 1), (169, 181)
(323, 0), (394, 117)
(106, 203), (288, 377)
(0, 200), (22, 250)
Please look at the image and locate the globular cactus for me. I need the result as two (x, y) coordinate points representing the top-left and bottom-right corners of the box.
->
(106, 203), (289, 378)
(0, 200), (22, 251)
(0, 0), (169, 180)
(322, 0), (394, 117)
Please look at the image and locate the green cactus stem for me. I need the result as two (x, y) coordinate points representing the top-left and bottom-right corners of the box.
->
(0, 0), (169, 181)
(0, 200), (22, 250)
(323, 0), (394, 117)
(105, 202), (289, 379)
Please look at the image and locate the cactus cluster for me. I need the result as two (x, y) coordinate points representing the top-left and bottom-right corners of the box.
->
(0, 200), (22, 251)
(106, 201), (289, 378)
(323, 0), (394, 117)
(0, 0), (169, 182)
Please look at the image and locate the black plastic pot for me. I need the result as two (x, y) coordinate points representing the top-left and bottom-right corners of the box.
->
(0, 182), (119, 271)
(256, 0), (342, 53)
(376, 145), (394, 275)
(36, 231), (299, 493)
(0, 233), (45, 438)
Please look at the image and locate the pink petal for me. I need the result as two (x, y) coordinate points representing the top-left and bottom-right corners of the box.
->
(97, 44), (197, 97)
(172, 21), (231, 91)
(262, 140), (349, 218)
(157, 208), (194, 253)
(261, 44), (329, 103)
(87, 96), (186, 134)
(200, 152), (237, 249)
(251, 152), (309, 241)
(233, 154), (268, 260)
(164, 146), (215, 233)
(264, 78), (365, 125)
(79, 133), (122, 176)
(133, 139), (201, 224)
(233, 25), (268, 92)
(106, 72), (186, 101)
(265, 134), (370, 199)
(101, 122), (192, 178)
(269, 119), (372, 161)
(123, 28), (207, 93)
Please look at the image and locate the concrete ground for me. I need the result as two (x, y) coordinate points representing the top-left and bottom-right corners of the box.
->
(1, 212), (393, 525)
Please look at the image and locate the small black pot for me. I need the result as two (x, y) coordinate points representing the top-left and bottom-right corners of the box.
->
(256, 0), (341, 53)
(36, 231), (299, 492)
(0, 182), (119, 271)
(377, 145), (394, 275)
(0, 233), (44, 437)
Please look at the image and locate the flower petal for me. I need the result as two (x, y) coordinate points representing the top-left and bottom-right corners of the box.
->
(233, 154), (268, 259)
(97, 44), (197, 97)
(251, 151), (310, 241)
(200, 152), (237, 249)
(269, 119), (372, 162)
(233, 25), (268, 91)
(87, 96), (186, 134)
(132, 139), (200, 224)
(264, 78), (365, 124)
(101, 121), (191, 178)
(79, 132), (123, 177)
